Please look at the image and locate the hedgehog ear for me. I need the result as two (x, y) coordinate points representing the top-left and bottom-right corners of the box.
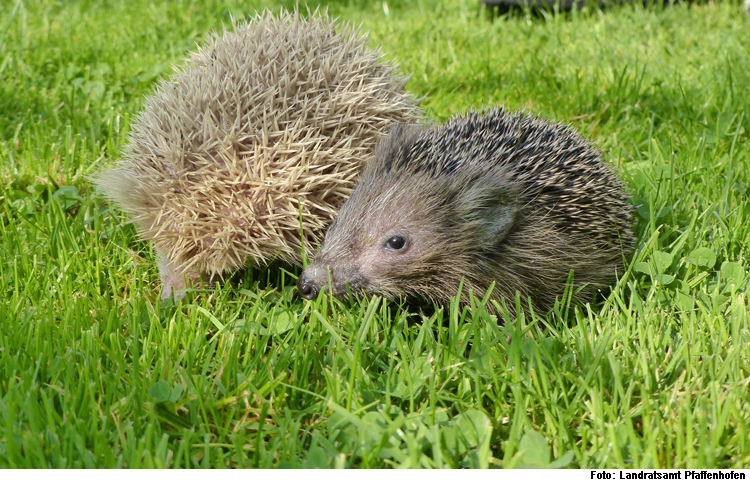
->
(457, 179), (518, 245)
(475, 197), (517, 244)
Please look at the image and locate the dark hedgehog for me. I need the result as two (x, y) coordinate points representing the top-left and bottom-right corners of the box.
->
(298, 108), (634, 314)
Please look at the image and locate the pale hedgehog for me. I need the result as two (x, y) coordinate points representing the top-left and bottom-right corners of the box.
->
(298, 108), (634, 314)
(95, 9), (421, 299)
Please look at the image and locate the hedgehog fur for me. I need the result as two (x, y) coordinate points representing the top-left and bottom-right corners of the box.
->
(95, 9), (422, 299)
(298, 108), (634, 314)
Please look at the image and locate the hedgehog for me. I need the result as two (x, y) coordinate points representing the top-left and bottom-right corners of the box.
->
(298, 108), (634, 315)
(94, 9), (421, 299)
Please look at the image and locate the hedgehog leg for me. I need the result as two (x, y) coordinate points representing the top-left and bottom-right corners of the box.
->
(157, 250), (203, 301)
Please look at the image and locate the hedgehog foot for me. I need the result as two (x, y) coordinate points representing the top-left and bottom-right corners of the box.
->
(157, 251), (205, 301)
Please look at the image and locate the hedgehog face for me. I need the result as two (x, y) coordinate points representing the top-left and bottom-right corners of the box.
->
(298, 179), (451, 301)
(297, 174), (523, 304)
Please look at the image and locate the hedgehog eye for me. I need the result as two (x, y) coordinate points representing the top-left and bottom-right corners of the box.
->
(384, 235), (407, 251)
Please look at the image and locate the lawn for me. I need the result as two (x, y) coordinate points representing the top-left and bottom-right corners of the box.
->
(1, 0), (749, 468)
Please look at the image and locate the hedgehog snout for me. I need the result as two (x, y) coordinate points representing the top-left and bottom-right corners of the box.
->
(298, 261), (366, 300)
(297, 272), (320, 300)
(298, 262), (332, 300)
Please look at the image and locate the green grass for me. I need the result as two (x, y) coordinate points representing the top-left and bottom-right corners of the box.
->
(2, 0), (750, 468)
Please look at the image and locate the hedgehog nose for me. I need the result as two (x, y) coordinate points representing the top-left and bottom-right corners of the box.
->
(297, 273), (320, 300)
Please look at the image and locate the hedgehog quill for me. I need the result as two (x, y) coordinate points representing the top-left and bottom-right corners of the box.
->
(298, 108), (634, 314)
(95, 10), (421, 299)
